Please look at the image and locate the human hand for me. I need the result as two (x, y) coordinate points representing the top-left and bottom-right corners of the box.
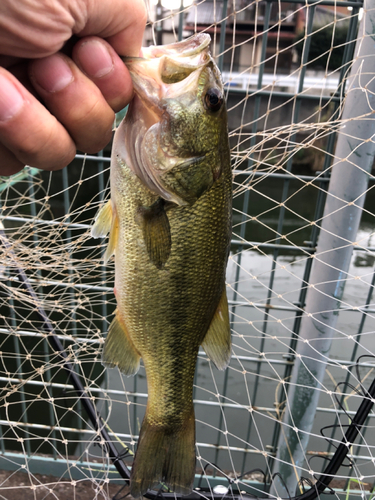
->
(0, 0), (147, 176)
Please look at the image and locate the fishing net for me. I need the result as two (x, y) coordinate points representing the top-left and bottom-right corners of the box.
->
(1, 0), (375, 498)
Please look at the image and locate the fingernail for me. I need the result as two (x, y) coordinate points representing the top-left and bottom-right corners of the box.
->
(77, 39), (114, 78)
(32, 54), (73, 93)
(0, 75), (24, 122)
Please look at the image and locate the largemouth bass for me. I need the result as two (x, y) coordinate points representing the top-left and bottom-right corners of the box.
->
(91, 33), (232, 498)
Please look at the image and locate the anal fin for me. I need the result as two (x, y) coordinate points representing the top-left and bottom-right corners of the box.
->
(102, 311), (141, 376)
(135, 198), (171, 269)
(201, 287), (231, 370)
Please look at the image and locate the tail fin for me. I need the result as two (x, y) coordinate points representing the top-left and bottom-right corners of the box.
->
(130, 406), (196, 498)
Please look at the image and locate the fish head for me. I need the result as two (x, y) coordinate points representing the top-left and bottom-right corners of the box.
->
(121, 34), (228, 206)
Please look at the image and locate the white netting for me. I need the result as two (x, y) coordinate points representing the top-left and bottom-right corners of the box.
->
(1, 0), (375, 498)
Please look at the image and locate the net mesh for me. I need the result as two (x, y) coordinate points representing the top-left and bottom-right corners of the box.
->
(1, 0), (375, 498)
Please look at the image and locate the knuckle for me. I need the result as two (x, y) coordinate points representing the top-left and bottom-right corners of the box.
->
(15, 124), (76, 170)
(43, 147), (77, 171)
(0, 145), (25, 176)
(15, 127), (52, 159)
(71, 99), (114, 152)
(76, 125), (113, 154)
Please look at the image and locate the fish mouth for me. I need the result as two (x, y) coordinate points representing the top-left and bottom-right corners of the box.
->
(122, 34), (213, 112)
(122, 33), (210, 63)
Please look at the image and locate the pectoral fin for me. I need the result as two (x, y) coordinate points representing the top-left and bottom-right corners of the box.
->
(102, 311), (141, 376)
(91, 200), (119, 264)
(135, 198), (171, 269)
(91, 200), (113, 238)
(103, 213), (119, 264)
(201, 288), (231, 370)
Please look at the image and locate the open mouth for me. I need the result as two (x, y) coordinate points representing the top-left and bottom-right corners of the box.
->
(122, 33), (213, 109)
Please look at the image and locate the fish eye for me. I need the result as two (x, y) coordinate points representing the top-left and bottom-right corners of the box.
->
(204, 88), (223, 112)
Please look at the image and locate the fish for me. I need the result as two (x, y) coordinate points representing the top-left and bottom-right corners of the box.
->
(91, 33), (232, 498)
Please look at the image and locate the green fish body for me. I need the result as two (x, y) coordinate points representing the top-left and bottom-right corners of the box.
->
(91, 34), (232, 498)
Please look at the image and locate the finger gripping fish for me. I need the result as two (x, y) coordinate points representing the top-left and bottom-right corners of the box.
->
(91, 33), (232, 498)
